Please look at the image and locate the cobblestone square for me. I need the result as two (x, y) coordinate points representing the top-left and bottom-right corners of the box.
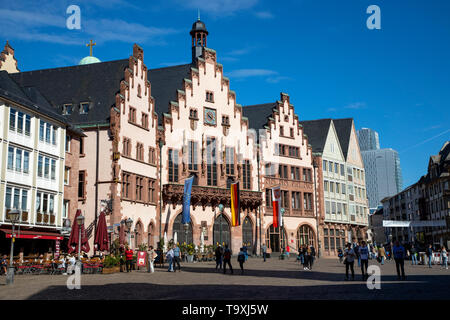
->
(1, 257), (449, 300)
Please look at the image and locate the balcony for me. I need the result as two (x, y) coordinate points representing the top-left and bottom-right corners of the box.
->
(163, 183), (262, 211)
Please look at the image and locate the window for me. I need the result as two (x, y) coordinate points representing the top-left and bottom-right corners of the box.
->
(25, 114), (31, 136)
(292, 192), (301, 209)
(168, 149), (179, 183)
(330, 182), (334, 193)
(332, 202), (336, 215)
(324, 180), (328, 192)
(80, 137), (85, 155)
(242, 160), (251, 190)
(136, 176), (144, 201)
(328, 161), (333, 172)
(189, 109), (198, 119)
(225, 147), (234, 175)
(325, 201), (331, 215)
(38, 155), (43, 177)
(206, 137), (217, 186)
(279, 165), (288, 179)
(65, 135), (71, 152)
(80, 102), (89, 114)
(129, 107), (136, 123)
(340, 164), (344, 176)
(23, 151), (29, 174)
(335, 163), (338, 174)
(9, 108), (16, 131)
(148, 179), (156, 203)
(280, 126), (284, 136)
(64, 167), (70, 185)
(63, 200), (69, 219)
(7, 147), (14, 170)
(63, 104), (73, 115)
(122, 172), (131, 198)
(222, 115), (230, 126)
(35, 191), (55, 215)
(189, 141), (199, 171)
(206, 91), (214, 102)
(136, 143), (144, 161)
(323, 160), (327, 172)
(304, 193), (313, 210)
(39, 121), (45, 141)
(17, 112), (23, 134)
(51, 159), (56, 180)
(5, 186), (28, 211)
(45, 122), (50, 143)
(148, 147), (156, 165)
(78, 171), (86, 199)
(265, 189), (273, 207)
(336, 183), (340, 194)
(290, 128), (294, 138)
(123, 137), (131, 157)
(291, 166), (300, 180)
(141, 113), (149, 129)
(303, 168), (312, 182)
(7, 146), (30, 173)
(281, 190), (289, 209)
(44, 158), (50, 178)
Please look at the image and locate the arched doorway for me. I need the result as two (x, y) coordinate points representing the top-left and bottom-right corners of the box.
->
(172, 214), (193, 244)
(297, 224), (315, 250)
(242, 216), (253, 248)
(213, 214), (231, 247)
(266, 224), (287, 253)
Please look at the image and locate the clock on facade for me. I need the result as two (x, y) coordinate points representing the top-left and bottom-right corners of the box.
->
(204, 107), (216, 126)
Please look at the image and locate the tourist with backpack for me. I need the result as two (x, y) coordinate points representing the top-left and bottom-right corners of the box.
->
(223, 244), (233, 274)
(237, 248), (246, 274)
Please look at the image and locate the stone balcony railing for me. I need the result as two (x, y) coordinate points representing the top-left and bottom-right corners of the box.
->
(163, 183), (262, 211)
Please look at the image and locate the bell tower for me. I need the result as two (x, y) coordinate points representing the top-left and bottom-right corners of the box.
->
(190, 16), (208, 63)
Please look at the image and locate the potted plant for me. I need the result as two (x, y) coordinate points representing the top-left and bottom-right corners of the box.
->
(186, 244), (195, 262)
(102, 255), (120, 274)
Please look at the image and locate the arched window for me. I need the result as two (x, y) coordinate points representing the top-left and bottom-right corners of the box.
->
(147, 223), (154, 248)
(213, 214), (231, 247)
(266, 224), (287, 253)
(172, 214), (193, 244)
(135, 222), (143, 248)
(297, 225), (315, 249)
(242, 216), (253, 248)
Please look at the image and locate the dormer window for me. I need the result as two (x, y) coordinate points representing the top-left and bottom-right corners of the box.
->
(280, 126), (284, 136)
(290, 128), (294, 138)
(222, 115), (230, 126)
(206, 91), (214, 103)
(80, 102), (89, 114)
(63, 104), (73, 115)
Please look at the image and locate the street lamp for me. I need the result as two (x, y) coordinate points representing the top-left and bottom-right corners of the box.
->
(158, 138), (164, 241)
(76, 214), (85, 261)
(312, 160), (320, 258)
(126, 218), (133, 248)
(6, 208), (20, 285)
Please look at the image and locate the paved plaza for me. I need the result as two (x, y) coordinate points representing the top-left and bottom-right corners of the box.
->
(0, 257), (449, 300)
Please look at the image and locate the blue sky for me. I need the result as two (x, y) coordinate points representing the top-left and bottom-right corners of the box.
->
(1, 0), (449, 188)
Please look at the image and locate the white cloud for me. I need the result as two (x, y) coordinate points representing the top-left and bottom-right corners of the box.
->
(344, 102), (367, 110)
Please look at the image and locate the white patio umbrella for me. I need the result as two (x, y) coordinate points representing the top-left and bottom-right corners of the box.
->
(174, 232), (178, 246)
(200, 231), (204, 253)
(163, 231), (168, 253)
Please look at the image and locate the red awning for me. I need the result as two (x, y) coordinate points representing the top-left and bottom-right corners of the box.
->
(0, 228), (63, 240)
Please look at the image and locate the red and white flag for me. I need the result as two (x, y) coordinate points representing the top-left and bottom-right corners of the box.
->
(272, 186), (282, 227)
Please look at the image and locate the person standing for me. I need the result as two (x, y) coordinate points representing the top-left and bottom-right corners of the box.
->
(303, 246), (311, 270)
(410, 245), (418, 265)
(359, 241), (369, 280)
(309, 244), (316, 270)
(243, 246), (249, 261)
(426, 244), (433, 268)
(441, 246), (448, 270)
(1, 255), (7, 275)
(354, 243), (361, 268)
(393, 241), (406, 280)
(286, 245), (290, 259)
(223, 244), (233, 274)
(166, 246), (174, 272)
(378, 246), (386, 265)
(298, 245), (305, 265)
(344, 243), (355, 280)
(237, 247), (246, 275)
(261, 244), (267, 262)
(147, 246), (156, 273)
(125, 246), (134, 273)
(215, 245), (223, 271)
(173, 244), (181, 272)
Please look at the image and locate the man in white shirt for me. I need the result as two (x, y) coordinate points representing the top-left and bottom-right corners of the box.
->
(359, 241), (370, 280)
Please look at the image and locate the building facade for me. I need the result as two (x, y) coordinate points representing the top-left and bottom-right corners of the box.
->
(301, 118), (370, 256)
(357, 127), (380, 151)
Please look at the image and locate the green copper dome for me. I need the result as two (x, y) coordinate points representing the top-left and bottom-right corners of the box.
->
(79, 56), (101, 65)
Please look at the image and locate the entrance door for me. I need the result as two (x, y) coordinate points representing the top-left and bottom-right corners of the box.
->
(213, 214), (231, 247)
(267, 224), (286, 253)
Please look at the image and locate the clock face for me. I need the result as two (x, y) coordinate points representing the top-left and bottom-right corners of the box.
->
(204, 108), (216, 126)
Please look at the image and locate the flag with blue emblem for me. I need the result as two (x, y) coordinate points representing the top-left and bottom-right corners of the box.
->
(182, 176), (194, 224)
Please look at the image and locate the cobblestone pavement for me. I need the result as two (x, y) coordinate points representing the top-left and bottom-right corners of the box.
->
(0, 257), (449, 300)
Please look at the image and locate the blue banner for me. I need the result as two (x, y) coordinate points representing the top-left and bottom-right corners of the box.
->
(182, 176), (194, 224)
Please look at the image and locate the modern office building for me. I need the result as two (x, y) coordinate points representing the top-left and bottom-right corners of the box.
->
(357, 128), (402, 210)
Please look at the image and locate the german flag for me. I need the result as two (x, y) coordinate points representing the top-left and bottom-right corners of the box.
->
(230, 181), (240, 227)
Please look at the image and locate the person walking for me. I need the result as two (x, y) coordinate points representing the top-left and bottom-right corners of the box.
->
(378, 246), (386, 265)
(243, 246), (249, 261)
(354, 243), (361, 268)
(426, 244), (433, 268)
(359, 241), (370, 280)
(223, 244), (233, 274)
(344, 243), (356, 280)
(393, 241), (406, 280)
(410, 245), (418, 265)
(303, 246), (311, 270)
(237, 247), (246, 275)
(172, 243), (181, 272)
(166, 246), (174, 272)
(215, 245), (223, 270)
(261, 244), (267, 262)
(298, 245), (305, 265)
(147, 246), (156, 273)
(125, 246), (134, 273)
(441, 246), (448, 270)
(286, 245), (290, 259)
(309, 244), (316, 270)
(0, 255), (7, 275)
